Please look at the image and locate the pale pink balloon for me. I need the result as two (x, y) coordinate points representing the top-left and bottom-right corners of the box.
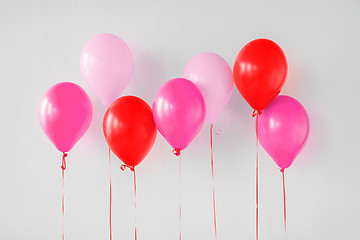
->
(80, 33), (133, 107)
(153, 78), (205, 151)
(183, 52), (233, 124)
(39, 82), (93, 152)
(258, 95), (309, 169)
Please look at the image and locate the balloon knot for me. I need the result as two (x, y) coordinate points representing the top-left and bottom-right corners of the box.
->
(252, 110), (262, 117)
(211, 124), (222, 135)
(173, 148), (181, 156)
(215, 128), (222, 135)
(61, 152), (68, 171)
(280, 168), (285, 173)
(120, 164), (135, 172)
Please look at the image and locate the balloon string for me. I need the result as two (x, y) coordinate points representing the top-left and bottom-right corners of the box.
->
(61, 152), (67, 240)
(173, 149), (182, 240)
(109, 148), (112, 240)
(119, 164), (136, 240)
(210, 124), (218, 240)
(253, 110), (261, 240)
(256, 115), (259, 240)
(172, 149), (182, 240)
(134, 168), (137, 240)
(180, 154), (182, 240)
(281, 169), (287, 240)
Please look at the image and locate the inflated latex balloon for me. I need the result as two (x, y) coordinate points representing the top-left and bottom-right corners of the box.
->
(80, 33), (133, 107)
(183, 52), (233, 123)
(39, 82), (93, 152)
(152, 78), (205, 152)
(233, 38), (287, 111)
(258, 95), (309, 169)
(103, 96), (157, 167)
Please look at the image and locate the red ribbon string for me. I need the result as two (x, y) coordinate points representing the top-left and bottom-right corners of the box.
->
(252, 109), (262, 117)
(61, 152), (67, 240)
(214, 128), (222, 136)
(173, 148), (181, 156)
(134, 169), (137, 240)
(173, 149), (182, 240)
(253, 110), (262, 240)
(281, 168), (287, 240)
(120, 164), (135, 172)
(210, 124), (218, 240)
(179, 154), (182, 240)
(109, 148), (112, 240)
(256, 115), (259, 240)
(120, 165), (137, 240)
(61, 152), (67, 171)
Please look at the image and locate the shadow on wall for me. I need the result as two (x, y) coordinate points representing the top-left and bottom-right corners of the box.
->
(124, 47), (166, 104)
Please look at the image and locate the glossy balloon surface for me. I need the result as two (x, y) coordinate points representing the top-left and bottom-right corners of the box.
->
(183, 52), (233, 123)
(258, 95), (309, 169)
(153, 78), (205, 150)
(103, 96), (157, 167)
(233, 38), (287, 110)
(39, 82), (93, 152)
(80, 33), (133, 107)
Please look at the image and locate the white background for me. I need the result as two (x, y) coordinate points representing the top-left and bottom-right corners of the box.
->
(1, 0), (359, 239)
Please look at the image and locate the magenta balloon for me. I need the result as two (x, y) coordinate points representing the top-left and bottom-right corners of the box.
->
(153, 78), (205, 150)
(183, 52), (233, 124)
(258, 95), (309, 169)
(80, 33), (133, 107)
(39, 82), (93, 152)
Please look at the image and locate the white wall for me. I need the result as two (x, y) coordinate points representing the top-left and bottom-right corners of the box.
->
(1, 0), (359, 239)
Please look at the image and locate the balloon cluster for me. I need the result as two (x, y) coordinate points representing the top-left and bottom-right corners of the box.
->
(233, 39), (309, 170)
(39, 33), (309, 171)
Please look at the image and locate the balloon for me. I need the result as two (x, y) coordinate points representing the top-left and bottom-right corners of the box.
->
(153, 78), (205, 151)
(233, 38), (287, 111)
(39, 82), (93, 152)
(80, 33), (134, 107)
(183, 52), (233, 124)
(258, 95), (309, 169)
(103, 96), (157, 167)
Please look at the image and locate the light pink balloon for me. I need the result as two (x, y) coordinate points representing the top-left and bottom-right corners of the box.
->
(183, 52), (233, 124)
(153, 78), (205, 151)
(258, 95), (309, 169)
(39, 82), (93, 152)
(80, 33), (133, 107)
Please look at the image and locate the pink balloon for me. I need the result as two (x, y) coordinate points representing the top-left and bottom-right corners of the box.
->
(258, 95), (309, 169)
(80, 33), (133, 107)
(39, 82), (93, 152)
(183, 52), (233, 124)
(153, 78), (205, 151)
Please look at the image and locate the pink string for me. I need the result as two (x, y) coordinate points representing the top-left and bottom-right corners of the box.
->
(253, 110), (262, 240)
(109, 148), (112, 240)
(61, 152), (67, 240)
(173, 148), (182, 240)
(120, 164), (137, 240)
(210, 124), (218, 240)
(281, 168), (287, 240)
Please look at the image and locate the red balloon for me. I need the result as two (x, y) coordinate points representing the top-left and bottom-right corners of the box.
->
(103, 96), (157, 167)
(233, 39), (287, 111)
